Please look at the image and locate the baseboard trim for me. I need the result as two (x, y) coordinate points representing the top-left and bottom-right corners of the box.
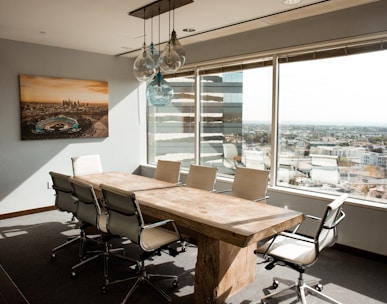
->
(0, 206), (56, 220)
(334, 244), (387, 263)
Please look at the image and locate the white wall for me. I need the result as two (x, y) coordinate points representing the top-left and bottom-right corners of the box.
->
(0, 39), (146, 214)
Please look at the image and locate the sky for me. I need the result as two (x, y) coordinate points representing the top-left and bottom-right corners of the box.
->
(19, 75), (109, 104)
(242, 50), (387, 125)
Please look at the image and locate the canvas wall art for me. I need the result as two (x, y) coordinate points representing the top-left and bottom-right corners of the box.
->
(19, 74), (109, 140)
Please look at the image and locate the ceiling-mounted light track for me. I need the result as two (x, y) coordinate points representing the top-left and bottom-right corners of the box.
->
(129, 0), (193, 20)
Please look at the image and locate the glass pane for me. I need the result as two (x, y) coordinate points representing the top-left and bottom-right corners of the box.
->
(199, 67), (272, 176)
(278, 50), (387, 204)
(147, 75), (195, 168)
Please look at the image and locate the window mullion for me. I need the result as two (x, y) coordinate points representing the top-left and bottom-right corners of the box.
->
(270, 55), (280, 187)
(194, 68), (200, 164)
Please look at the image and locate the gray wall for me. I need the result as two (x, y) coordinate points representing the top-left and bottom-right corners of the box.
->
(184, 1), (387, 65)
(0, 39), (146, 214)
(1, 1), (386, 255)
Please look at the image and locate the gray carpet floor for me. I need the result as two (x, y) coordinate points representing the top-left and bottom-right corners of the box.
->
(0, 210), (386, 304)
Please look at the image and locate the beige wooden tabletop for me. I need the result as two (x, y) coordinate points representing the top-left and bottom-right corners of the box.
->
(74, 171), (176, 192)
(74, 171), (303, 247)
(135, 186), (304, 247)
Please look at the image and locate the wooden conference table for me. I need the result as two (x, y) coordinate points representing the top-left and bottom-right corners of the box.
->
(74, 171), (304, 304)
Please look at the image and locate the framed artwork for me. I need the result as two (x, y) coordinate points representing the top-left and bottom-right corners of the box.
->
(19, 74), (109, 140)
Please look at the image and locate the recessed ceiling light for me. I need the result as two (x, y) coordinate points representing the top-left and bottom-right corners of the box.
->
(183, 28), (196, 33)
(283, 0), (302, 5)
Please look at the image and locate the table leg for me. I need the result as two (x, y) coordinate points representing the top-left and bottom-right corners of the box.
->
(194, 234), (256, 304)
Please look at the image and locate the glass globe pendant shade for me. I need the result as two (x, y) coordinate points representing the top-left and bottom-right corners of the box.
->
(170, 30), (186, 67)
(158, 42), (182, 73)
(146, 71), (174, 106)
(133, 44), (156, 82)
(146, 42), (160, 70)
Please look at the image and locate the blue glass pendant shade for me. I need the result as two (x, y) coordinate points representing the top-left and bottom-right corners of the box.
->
(146, 72), (174, 106)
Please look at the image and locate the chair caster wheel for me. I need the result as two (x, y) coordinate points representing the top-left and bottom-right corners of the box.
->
(51, 253), (56, 260)
(101, 286), (108, 294)
(171, 279), (179, 288)
(272, 279), (279, 289)
(315, 283), (323, 292)
(71, 271), (77, 278)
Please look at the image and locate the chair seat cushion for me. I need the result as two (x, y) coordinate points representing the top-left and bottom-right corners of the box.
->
(141, 227), (180, 252)
(256, 235), (317, 266)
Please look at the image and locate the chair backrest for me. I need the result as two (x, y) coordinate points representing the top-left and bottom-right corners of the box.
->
(71, 154), (103, 176)
(153, 160), (181, 183)
(186, 164), (217, 191)
(49, 171), (78, 214)
(231, 166), (269, 201)
(316, 194), (347, 252)
(102, 185), (180, 253)
(101, 185), (142, 244)
(223, 143), (238, 169)
(69, 177), (101, 229)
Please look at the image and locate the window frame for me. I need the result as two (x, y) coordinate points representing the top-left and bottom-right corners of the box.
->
(151, 35), (387, 209)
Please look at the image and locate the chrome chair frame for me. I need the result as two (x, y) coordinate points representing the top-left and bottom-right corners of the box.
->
(68, 178), (127, 279)
(256, 194), (347, 304)
(101, 184), (183, 303)
(49, 171), (80, 259)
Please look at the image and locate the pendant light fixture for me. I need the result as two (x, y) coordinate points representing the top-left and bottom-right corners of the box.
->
(129, 0), (193, 105)
(170, 7), (186, 67)
(146, 7), (174, 106)
(133, 9), (156, 82)
(146, 15), (160, 70)
(158, 0), (182, 73)
(146, 71), (174, 106)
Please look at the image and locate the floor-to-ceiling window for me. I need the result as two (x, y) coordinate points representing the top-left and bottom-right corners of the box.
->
(147, 74), (195, 167)
(147, 39), (387, 205)
(277, 47), (387, 203)
(148, 61), (272, 176)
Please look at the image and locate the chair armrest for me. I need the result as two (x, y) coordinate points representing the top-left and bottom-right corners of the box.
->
(254, 195), (269, 202)
(291, 213), (321, 233)
(279, 231), (316, 244)
(143, 219), (174, 230)
(143, 219), (180, 236)
(323, 210), (346, 229)
(305, 214), (322, 221)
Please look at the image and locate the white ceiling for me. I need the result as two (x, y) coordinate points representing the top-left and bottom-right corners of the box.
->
(0, 0), (378, 58)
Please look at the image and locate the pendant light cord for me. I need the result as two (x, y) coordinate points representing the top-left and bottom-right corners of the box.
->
(143, 8), (146, 47)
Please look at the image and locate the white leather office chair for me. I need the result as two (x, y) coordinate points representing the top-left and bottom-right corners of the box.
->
(230, 166), (270, 202)
(68, 177), (125, 279)
(49, 171), (79, 259)
(185, 164), (217, 191)
(255, 194), (347, 304)
(71, 154), (103, 176)
(153, 159), (181, 184)
(100, 184), (182, 303)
